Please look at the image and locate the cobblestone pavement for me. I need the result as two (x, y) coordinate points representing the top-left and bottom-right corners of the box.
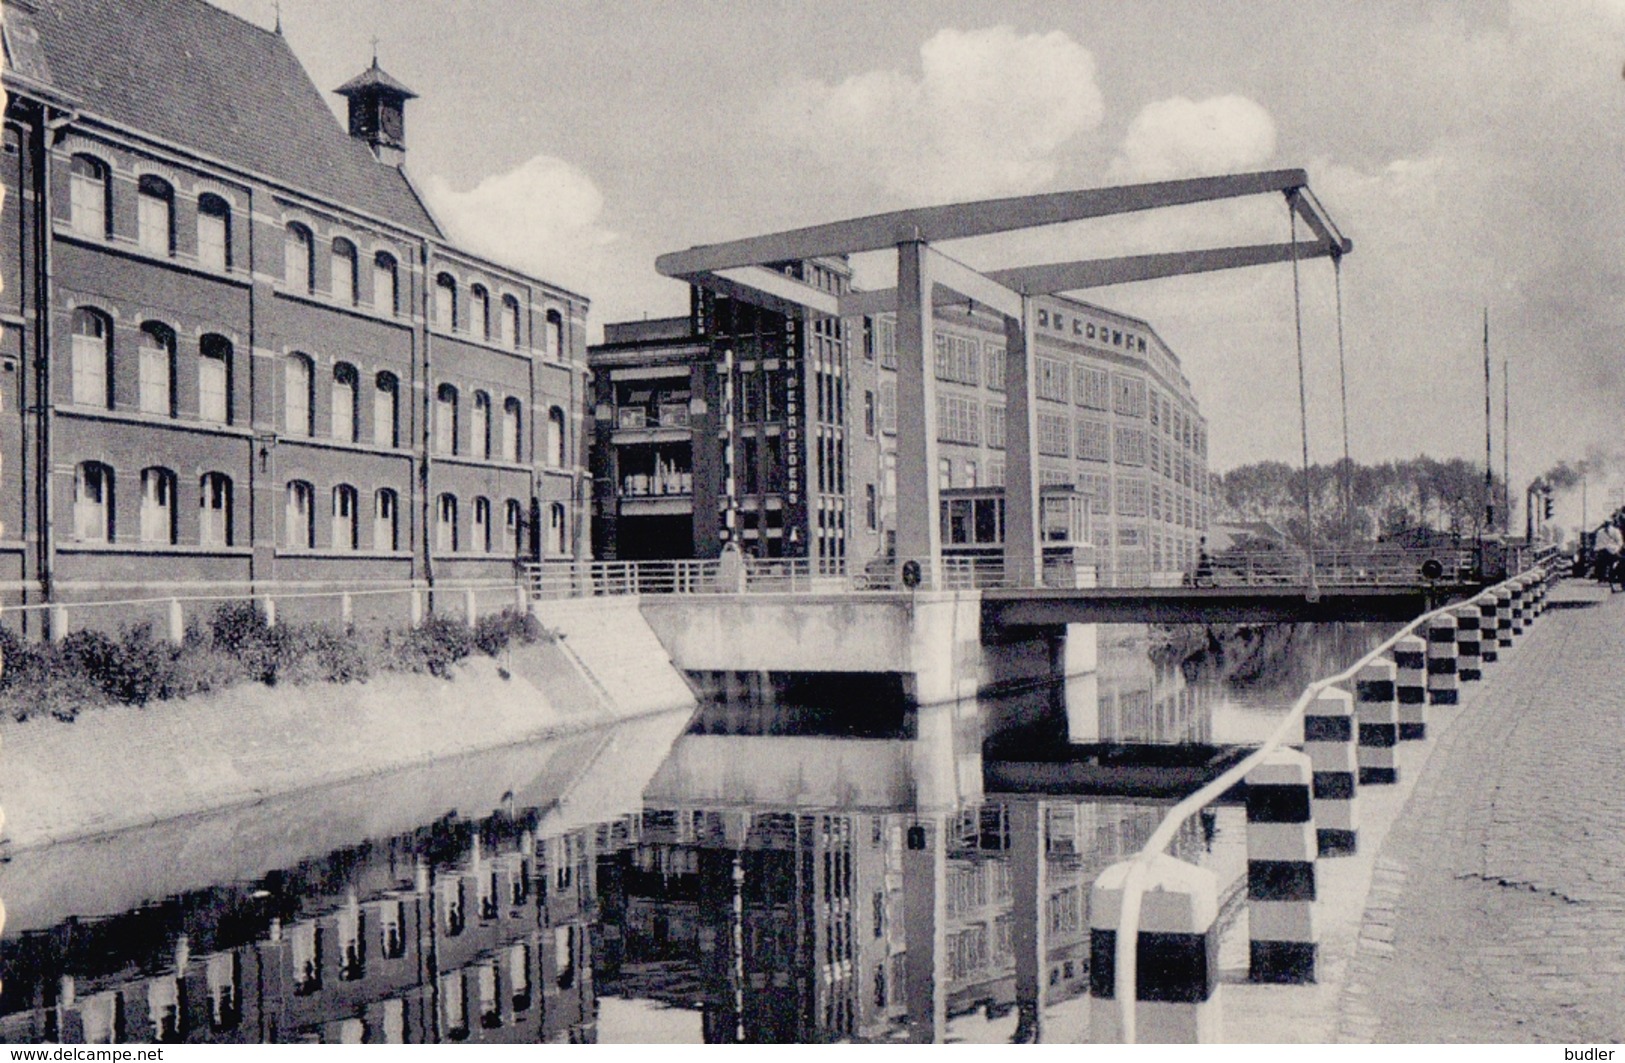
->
(1336, 582), (1625, 1043)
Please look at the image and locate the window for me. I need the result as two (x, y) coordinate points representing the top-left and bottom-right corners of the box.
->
(986, 404), (1006, 449)
(139, 466), (176, 544)
(470, 284), (490, 340)
(436, 384), (459, 455)
(1113, 372), (1148, 417)
(71, 307), (112, 408)
(502, 398), (522, 462)
(373, 252), (398, 315)
(435, 273), (457, 330)
(1076, 418), (1111, 462)
(285, 354), (313, 436)
(878, 380), (896, 433)
(934, 394), (981, 445)
(331, 238), (358, 305)
(332, 484), (358, 550)
(197, 194), (231, 271)
(471, 391), (491, 459)
(938, 458), (952, 490)
(1037, 412), (1071, 457)
(1075, 366), (1109, 410)
(501, 295), (521, 349)
(137, 321), (175, 416)
(503, 499), (523, 555)
(1035, 357), (1069, 402)
(285, 223), (314, 293)
(864, 390), (875, 437)
(866, 484), (877, 530)
(74, 462), (114, 542)
(545, 310), (564, 360)
(548, 502), (567, 556)
(437, 493), (458, 552)
(199, 334), (232, 424)
(547, 406), (566, 468)
(985, 346), (1006, 392)
(374, 372), (399, 447)
(137, 175), (174, 255)
(473, 497), (491, 552)
(200, 473), (232, 547)
(374, 489), (399, 551)
(69, 155), (110, 238)
(285, 481), (314, 548)
(1115, 425), (1147, 466)
(331, 363), (359, 442)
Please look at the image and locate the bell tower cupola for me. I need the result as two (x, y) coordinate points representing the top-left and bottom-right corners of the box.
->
(335, 57), (418, 166)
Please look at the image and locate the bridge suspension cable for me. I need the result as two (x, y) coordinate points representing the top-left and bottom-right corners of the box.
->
(1334, 255), (1353, 538)
(1288, 192), (1319, 598)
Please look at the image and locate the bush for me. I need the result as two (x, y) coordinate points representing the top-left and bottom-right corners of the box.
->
(473, 608), (548, 658)
(393, 614), (475, 678)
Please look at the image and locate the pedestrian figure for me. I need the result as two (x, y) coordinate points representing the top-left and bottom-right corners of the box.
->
(1195, 536), (1214, 587)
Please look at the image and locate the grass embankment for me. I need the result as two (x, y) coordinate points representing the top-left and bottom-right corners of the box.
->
(0, 603), (552, 724)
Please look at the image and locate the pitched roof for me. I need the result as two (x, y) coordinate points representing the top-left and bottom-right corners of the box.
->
(335, 58), (417, 100)
(5, 0), (439, 234)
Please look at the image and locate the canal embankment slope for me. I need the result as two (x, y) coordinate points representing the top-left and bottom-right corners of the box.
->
(0, 597), (695, 853)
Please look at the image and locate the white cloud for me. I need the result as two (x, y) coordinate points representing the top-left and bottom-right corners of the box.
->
(418, 154), (618, 293)
(1108, 95), (1276, 183)
(764, 26), (1105, 202)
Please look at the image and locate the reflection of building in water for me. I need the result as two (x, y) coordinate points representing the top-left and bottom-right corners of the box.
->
(1091, 641), (1213, 745)
(0, 814), (609, 1045)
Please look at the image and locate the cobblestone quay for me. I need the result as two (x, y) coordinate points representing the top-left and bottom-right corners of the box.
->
(1339, 581), (1625, 1042)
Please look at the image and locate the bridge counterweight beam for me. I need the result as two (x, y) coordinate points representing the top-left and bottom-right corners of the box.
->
(1004, 298), (1043, 588)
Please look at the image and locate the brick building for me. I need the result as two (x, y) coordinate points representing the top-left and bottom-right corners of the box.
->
(0, 0), (591, 620)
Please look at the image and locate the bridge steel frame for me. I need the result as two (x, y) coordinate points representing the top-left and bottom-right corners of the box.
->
(657, 170), (1352, 589)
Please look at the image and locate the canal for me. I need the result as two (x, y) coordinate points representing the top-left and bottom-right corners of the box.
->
(0, 621), (1396, 1044)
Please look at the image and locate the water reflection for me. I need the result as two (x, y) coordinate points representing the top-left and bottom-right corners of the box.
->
(0, 623), (1388, 1044)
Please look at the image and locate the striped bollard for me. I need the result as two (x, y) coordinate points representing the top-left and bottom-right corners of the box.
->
(1394, 634), (1427, 740)
(1426, 613), (1458, 706)
(1089, 855), (1221, 1043)
(1493, 588), (1514, 650)
(1531, 574), (1546, 617)
(1245, 749), (1318, 983)
(1355, 659), (1400, 784)
(1303, 687), (1358, 855)
(1451, 605), (1481, 683)
(1476, 595), (1499, 664)
(1509, 581), (1526, 636)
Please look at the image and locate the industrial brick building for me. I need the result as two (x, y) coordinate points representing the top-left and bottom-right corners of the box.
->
(0, 0), (591, 617)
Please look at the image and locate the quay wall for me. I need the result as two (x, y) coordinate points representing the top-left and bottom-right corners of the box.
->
(0, 597), (695, 852)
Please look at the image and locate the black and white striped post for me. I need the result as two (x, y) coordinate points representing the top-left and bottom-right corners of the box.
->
(1451, 604), (1482, 683)
(1529, 573), (1546, 618)
(1245, 749), (1318, 984)
(1493, 587), (1514, 651)
(1476, 594), (1499, 664)
(1394, 634), (1428, 740)
(1089, 855), (1221, 1043)
(1303, 687), (1358, 855)
(1355, 659), (1400, 783)
(1426, 613), (1459, 706)
(1508, 580), (1526, 636)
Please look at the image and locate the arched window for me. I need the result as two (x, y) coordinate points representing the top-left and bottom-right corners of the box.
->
(331, 238), (358, 305)
(470, 284), (490, 340)
(544, 310), (564, 360)
(373, 372), (399, 447)
(548, 502), (567, 557)
(285, 354), (313, 436)
(435, 273), (457, 330)
(70, 307), (112, 408)
(435, 383), (458, 455)
(332, 484), (358, 550)
(137, 175), (174, 255)
(546, 406), (566, 469)
(473, 496), (491, 553)
(199, 334), (232, 424)
(137, 321), (175, 416)
(200, 472), (233, 547)
(374, 488), (399, 551)
(139, 466), (176, 544)
(285, 223), (314, 293)
(69, 155), (110, 238)
(436, 493), (458, 553)
(284, 480), (314, 548)
(74, 461), (114, 542)
(472, 391), (491, 460)
(500, 295), (521, 349)
(503, 499), (523, 555)
(373, 251), (399, 315)
(331, 362), (359, 442)
(197, 194), (231, 271)
(502, 398), (522, 462)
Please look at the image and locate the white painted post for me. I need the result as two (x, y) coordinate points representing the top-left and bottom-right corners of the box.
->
(410, 589), (424, 626)
(261, 597), (277, 628)
(1245, 749), (1318, 983)
(168, 599), (185, 645)
(465, 587), (478, 627)
(50, 603), (68, 641)
(340, 593), (353, 626)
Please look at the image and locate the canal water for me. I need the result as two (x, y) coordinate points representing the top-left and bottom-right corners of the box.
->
(0, 622), (1395, 1045)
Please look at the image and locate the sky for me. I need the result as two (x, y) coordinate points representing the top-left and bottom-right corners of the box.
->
(213, 0), (1625, 528)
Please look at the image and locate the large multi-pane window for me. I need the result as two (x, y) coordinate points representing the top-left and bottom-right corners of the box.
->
(1076, 418), (1111, 462)
(984, 346), (1006, 391)
(1037, 412), (1071, 457)
(197, 194), (231, 271)
(74, 462), (114, 542)
(374, 373), (399, 447)
(331, 238), (358, 305)
(1035, 357), (1068, 402)
(935, 394), (981, 445)
(199, 335), (231, 424)
(331, 363), (359, 442)
(932, 333), (980, 384)
(200, 473), (232, 546)
(138, 322), (175, 416)
(285, 224), (314, 293)
(285, 354), (313, 436)
(69, 155), (110, 238)
(285, 481), (315, 548)
(1113, 373), (1148, 417)
(139, 466), (176, 544)
(332, 485), (358, 550)
(1075, 366), (1110, 410)
(71, 307), (112, 408)
(1114, 426), (1147, 467)
(136, 175), (174, 255)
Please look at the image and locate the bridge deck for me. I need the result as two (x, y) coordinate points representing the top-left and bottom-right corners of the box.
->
(981, 583), (1481, 625)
